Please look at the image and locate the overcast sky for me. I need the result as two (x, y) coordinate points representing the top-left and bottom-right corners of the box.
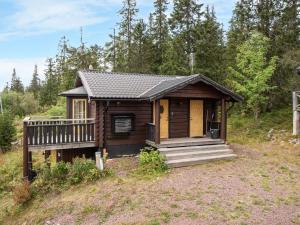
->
(0, 0), (237, 90)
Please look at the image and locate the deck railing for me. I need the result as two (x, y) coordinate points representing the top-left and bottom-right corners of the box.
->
(24, 117), (96, 147)
(146, 123), (155, 142)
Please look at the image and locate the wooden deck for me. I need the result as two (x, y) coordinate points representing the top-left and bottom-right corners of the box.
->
(146, 137), (224, 148)
(23, 117), (97, 178)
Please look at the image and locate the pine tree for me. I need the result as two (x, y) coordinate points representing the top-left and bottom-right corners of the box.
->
(194, 6), (226, 82)
(10, 68), (24, 93)
(169, 0), (203, 74)
(27, 65), (41, 98)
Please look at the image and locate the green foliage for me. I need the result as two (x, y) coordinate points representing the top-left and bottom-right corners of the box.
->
(0, 112), (16, 152)
(34, 158), (112, 193)
(39, 58), (59, 107)
(0, 150), (22, 195)
(194, 6), (226, 82)
(19, 93), (40, 116)
(44, 98), (66, 117)
(136, 147), (167, 176)
(1, 91), (39, 117)
(227, 32), (278, 119)
(228, 106), (292, 144)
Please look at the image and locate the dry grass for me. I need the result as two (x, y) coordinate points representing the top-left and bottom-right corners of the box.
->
(1, 138), (299, 225)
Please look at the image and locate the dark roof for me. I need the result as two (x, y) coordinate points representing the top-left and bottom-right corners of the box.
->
(60, 86), (87, 96)
(70, 70), (242, 102)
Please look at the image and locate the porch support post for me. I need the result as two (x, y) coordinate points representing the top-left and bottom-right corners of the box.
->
(23, 118), (29, 179)
(155, 99), (160, 145)
(220, 98), (227, 141)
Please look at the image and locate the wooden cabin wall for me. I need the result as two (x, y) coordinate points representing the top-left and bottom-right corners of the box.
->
(104, 101), (152, 157)
(165, 82), (223, 99)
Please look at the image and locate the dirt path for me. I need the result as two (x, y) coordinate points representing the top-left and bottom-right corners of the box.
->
(4, 143), (300, 225)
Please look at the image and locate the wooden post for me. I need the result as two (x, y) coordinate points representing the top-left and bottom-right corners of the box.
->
(293, 92), (300, 135)
(220, 98), (226, 140)
(23, 117), (29, 179)
(155, 99), (160, 144)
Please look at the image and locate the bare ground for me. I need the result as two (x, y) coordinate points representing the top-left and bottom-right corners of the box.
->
(3, 142), (300, 225)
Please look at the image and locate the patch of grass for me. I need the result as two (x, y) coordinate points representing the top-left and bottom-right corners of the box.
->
(229, 200), (250, 220)
(160, 211), (171, 223)
(186, 211), (199, 219)
(145, 218), (161, 225)
(170, 203), (178, 209)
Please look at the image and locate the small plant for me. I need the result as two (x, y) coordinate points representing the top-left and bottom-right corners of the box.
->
(136, 147), (167, 176)
(12, 180), (31, 205)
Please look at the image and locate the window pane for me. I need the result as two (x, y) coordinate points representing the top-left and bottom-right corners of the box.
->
(114, 117), (132, 133)
(73, 99), (86, 119)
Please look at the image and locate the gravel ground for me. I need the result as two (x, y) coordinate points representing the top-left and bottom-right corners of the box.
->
(5, 143), (300, 225)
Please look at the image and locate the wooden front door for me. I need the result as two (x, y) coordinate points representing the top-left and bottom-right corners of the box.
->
(189, 100), (204, 137)
(160, 99), (169, 139)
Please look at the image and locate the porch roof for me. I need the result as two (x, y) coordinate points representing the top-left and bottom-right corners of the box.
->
(68, 70), (243, 102)
(60, 86), (87, 97)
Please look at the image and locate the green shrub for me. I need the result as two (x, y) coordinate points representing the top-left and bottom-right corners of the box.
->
(45, 97), (66, 117)
(34, 157), (112, 193)
(136, 147), (167, 176)
(0, 112), (16, 152)
(68, 158), (101, 184)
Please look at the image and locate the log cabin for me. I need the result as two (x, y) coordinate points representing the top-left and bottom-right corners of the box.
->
(23, 70), (243, 178)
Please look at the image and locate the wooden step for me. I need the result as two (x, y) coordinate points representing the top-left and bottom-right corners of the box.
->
(167, 154), (237, 168)
(158, 139), (225, 148)
(164, 149), (233, 160)
(159, 144), (229, 154)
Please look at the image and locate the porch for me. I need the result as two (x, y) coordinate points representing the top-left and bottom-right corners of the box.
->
(145, 97), (228, 146)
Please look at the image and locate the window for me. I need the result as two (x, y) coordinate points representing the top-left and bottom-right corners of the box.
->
(112, 114), (135, 135)
(73, 99), (87, 120)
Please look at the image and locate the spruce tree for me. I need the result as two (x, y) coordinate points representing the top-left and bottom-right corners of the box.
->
(194, 6), (226, 82)
(10, 68), (24, 93)
(118, 0), (138, 71)
(27, 65), (41, 98)
(226, 0), (255, 66)
(169, 0), (203, 73)
(40, 58), (59, 106)
(152, 0), (169, 72)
